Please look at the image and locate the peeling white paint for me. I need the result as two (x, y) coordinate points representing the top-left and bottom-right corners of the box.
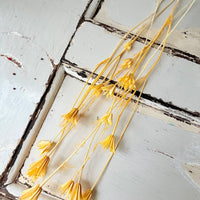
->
(94, 0), (200, 57)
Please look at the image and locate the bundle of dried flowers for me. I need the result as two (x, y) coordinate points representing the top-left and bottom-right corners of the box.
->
(20, 0), (196, 199)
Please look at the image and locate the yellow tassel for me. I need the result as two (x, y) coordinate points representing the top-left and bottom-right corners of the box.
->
(37, 140), (53, 155)
(27, 155), (50, 181)
(97, 112), (113, 128)
(69, 183), (82, 200)
(61, 107), (79, 127)
(60, 179), (74, 195)
(20, 184), (42, 200)
(82, 189), (92, 200)
(102, 84), (116, 98)
(118, 73), (136, 91)
(100, 135), (115, 153)
(90, 84), (104, 97)
(123, 41), (133, 51)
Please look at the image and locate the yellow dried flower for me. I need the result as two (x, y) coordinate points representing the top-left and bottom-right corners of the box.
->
(69, 183), (82, 200)
(27, 155), (50, 181)
(91, 84), (104, 97)
(100, 134), (115, 153)
(120, 58), (134, 69)
(124, 41), (133, 51)
(98, 112), (113, 128)
(82, 189), (92, 200)
(20, 184), (42, 200)
(60, 179), (74, 195)
(118, 73), (136, 90)
(102, 84), (116, 98)
(37, 140), (53, 155)
(61, 107), (79, 126)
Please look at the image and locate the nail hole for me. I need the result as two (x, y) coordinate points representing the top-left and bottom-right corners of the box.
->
(12, 73), (16, 75)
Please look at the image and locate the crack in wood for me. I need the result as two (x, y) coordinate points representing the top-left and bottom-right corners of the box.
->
(0, 187), (17, 200)
(0, 54), (23, 68)
(0, 64), (60, 186)
(62, 60), (200, 128)
(0, 0), (95, 187)
(61, 0), (95, 62)
(154, 150), (175, 159)
(91, 0), (105, 19)
(85, 19), (200, 65)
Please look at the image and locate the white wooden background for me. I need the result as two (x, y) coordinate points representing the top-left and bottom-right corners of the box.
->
(0, 0), (200, 199)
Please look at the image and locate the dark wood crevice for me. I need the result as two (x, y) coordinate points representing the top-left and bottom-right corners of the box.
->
(91, 0), (105, 19)
(85, 19), (200, 65)
(0, 65), (60, 186)
(0, 0), (96, 188)
(60, 0), (95, 62)
(0, 187), (17, 200)
(62, 59), (200, 125)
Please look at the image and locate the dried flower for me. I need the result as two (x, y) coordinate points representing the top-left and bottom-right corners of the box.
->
(98, 112), (113, 128)
(120, 58), (134, 69)
(20, 184), (42, 200)
(69, 183), (82, 200)
(82, 189), (92, 200)
(118, 73), (136, 91)
(91, 84), (104, 97)
(100, 134), (115, 153)
(60, 179), (74, 195)
(102, 84), (116, 98)
(37, 140), (53, 155)
(27, 155), (50, 181)
(61, 107), (79, 126)
(124, 41), (133, 51)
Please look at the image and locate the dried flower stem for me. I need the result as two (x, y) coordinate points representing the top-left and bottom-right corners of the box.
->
(91, 80), (147, 191)
(40, 125), (100, 187)
(21, 1), (196, 199)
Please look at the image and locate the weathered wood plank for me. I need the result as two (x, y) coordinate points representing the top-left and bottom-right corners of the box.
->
(16, 75), (200, 200)
(63, 62), (200, 133)
(65, 22), (200, 115)
(94, 0), (200, 59)
(0, 0), (90, 180)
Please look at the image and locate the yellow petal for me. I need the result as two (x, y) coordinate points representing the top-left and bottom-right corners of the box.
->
(37, 140), (53, 155)
(69, 183), (82, 200)
(100, 135), (115, 153)
(20, 184), (42, 200)
(60, 179), (74, 194)
(61, 108), (79, 127)
(82, 189), (92, 200)
(27, 155), (50, 181)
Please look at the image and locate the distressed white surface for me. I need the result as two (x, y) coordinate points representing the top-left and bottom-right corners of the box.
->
(5, 66), (65, 185)
(0, 0), (90, 64)
(18, 76), (200, 200)
(0, 0), (90, 176)
(0, 35), (53, 176)
(94, 0), (200, 58)
(65, 22), (200, 113)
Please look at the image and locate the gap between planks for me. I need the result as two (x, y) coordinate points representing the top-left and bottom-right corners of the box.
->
(61, 60), (200, 134)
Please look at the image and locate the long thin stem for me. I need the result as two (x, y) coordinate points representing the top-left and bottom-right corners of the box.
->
(40, 125), (100, 187)
(91, 80), (146, 190)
